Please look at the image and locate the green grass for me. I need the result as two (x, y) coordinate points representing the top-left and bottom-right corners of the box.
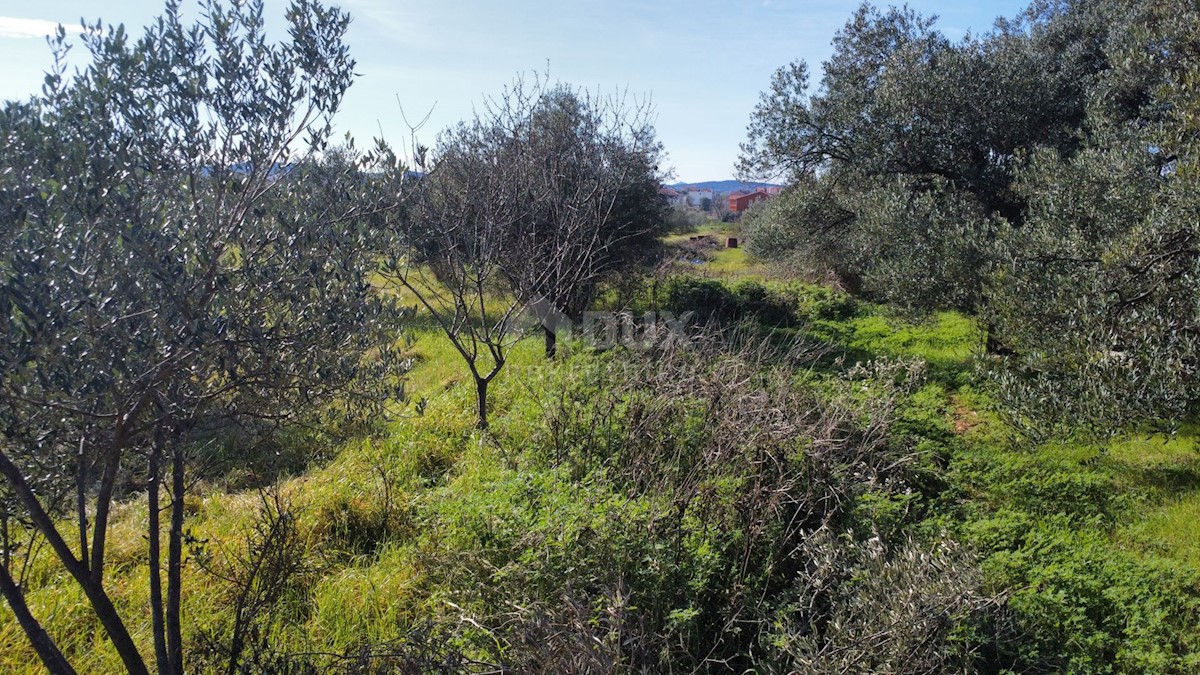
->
(6, 260), (1200, 672)
(1121, 494), (1200, 566)
(796, 292), (1200, 668)
(663, 220), (768, 279)
(819, 310), (980, 382)
(661, 220), (730, 245)
(705, 245), (761, 277)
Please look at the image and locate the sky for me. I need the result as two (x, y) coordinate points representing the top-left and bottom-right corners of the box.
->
(0, 0), (1030, 182)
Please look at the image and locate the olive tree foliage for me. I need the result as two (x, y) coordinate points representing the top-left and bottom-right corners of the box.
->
(738, 0), (1200, 431)
(986, 0), (1200, 432)
(737, 1), (1110, 314)
(745, 174), (992, 311)
(386, 78), (667, 429)
(502, 86), (668, 355)
(0, 1), (404, 673)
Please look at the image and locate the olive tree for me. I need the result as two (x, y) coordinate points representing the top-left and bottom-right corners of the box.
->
(0, 1), (403, 672)
(499, 85), (667, 357)
(986, 0), (1200, 432)
(737, 2), (1104, 314)
(386, 78), (666, 428)
(737, 0), (1200, 432)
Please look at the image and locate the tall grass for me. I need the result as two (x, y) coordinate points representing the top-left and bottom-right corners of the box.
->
(4, 274), (1200, 672)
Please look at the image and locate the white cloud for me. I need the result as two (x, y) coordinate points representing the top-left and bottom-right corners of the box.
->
(0, 16), (84, 39)
(338, 0), (447, 51)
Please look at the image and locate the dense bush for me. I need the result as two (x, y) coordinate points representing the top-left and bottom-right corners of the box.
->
(662, 276), (800, 327)
(404, 329), (1014, 672)
(762, 536), (1020, 674)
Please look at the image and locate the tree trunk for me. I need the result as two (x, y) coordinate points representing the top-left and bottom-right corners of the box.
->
(225, 602), (248, 675)
(984, 320), (1013, 356)
(166, 446), (185, 675)
(543, 325), (557, 359)
(147, 436), (171, 675)
(76, 438), (89, 572)
(0, 450), (150, 675)
(90, 446), (122, 587)
(475, 377), (489, 430)
(84, 578), (150, 675)
(0, 564), (76, 674)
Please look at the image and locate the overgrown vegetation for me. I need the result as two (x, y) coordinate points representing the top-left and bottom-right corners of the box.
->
(3, 0), (1200, 673)
(740, 0), (1200, 430)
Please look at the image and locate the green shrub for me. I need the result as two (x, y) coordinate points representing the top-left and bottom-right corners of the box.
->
(794, 283), (860, 321)
(731, 279), (799, 326)
(663, 276), (739, 322)
(663, 276), (800, 327)
(985, 525), (1200, 673)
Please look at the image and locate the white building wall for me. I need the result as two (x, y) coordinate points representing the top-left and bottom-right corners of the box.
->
(685, 189), (713, 207)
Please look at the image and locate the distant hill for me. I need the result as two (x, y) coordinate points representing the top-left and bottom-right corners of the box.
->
(669, 180), (782, 194)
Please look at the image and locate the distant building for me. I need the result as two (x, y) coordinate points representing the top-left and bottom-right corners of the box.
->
(729, 188), (772, 213)
(685, 187), (713, 207)
(659, 186), (686, 207)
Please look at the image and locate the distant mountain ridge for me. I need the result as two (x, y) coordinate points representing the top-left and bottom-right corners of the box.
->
(669, 180), (783, 194)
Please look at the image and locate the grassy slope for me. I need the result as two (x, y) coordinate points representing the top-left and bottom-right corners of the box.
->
(3, 221), (1200, 671)
(679, 220), (1200, 668)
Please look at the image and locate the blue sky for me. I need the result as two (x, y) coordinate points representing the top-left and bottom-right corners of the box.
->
(0, 1), (1029, 182)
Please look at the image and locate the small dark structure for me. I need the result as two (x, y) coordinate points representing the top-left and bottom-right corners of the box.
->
(726, 237), (739, 248)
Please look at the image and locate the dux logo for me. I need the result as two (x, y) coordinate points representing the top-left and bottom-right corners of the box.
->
(511, 296), (695, 351)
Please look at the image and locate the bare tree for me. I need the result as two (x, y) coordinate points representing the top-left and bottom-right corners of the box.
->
(384, 77), (667, 428)
(385, 107), (528, 430)
(496, 84), (668, 358)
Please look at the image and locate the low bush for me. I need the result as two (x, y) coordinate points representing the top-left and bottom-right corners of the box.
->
(451, 329), (1009, 671)
(663, 276), (800, 327)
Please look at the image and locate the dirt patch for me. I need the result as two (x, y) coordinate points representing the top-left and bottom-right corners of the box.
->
(952, 403), (980, 434)
(677, 234), (722, 254)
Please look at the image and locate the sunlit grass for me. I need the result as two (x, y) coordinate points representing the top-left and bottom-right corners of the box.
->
(841, 311), (980, 365)
(1107, 425), (1200, 466)
(1120, 494), (1200, 568)
(7, 250), (1200, 670)
(1101, 425), (1200, 568)
(663, 220), (770, 280)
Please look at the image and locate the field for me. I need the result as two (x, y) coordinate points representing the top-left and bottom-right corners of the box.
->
(3, 222), (1200, 672)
